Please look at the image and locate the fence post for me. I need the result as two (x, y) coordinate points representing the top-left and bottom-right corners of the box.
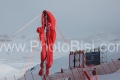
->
(100, 64), (107, 74)
(14, 75), (16, 80)
(95, 68), (98, 80)
(71, 69), (75, 80)
(111, 59), (118, 70)
(62, 73), (64, 79)
(108, 64), (112, 73)
(31, 72), (34, 80)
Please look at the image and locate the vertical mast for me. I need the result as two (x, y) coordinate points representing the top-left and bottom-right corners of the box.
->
(43, 10), (48, 80)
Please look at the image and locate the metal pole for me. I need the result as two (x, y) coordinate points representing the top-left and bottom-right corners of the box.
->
(62, 73), (64, 79)
(100, 64), (107, 74)
(108, 64), (112, 73)
(31, 72), (34, 80)
(111, 59), (118, 70)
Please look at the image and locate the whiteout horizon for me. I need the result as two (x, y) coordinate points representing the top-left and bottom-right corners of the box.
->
(0, 40), (120, 53)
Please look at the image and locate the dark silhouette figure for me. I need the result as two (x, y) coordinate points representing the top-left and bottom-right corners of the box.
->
(92, 68), (97, 76)
(61, 68), (63, 73)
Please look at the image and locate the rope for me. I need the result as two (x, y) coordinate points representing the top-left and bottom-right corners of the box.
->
(18, 45), (31, 77)
(13, 14), (41, 36)
(0, 14), (41, 59)
(56, 27), (68, 44)
(22, 36), (39, 80)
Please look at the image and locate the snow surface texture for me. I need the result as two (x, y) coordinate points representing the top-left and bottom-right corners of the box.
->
(0, 33), (120, 80)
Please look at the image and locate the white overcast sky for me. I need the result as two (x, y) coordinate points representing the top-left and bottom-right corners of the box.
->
(0, 0), (120, 39)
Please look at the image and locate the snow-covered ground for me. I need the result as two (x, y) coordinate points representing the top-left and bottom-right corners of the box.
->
(0, 33), (120, 80)
(97, 69), (120, 80)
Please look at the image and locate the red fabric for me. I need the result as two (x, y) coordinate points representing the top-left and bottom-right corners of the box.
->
(37, 26), (46, 76)
(37, 10), (56, 76)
